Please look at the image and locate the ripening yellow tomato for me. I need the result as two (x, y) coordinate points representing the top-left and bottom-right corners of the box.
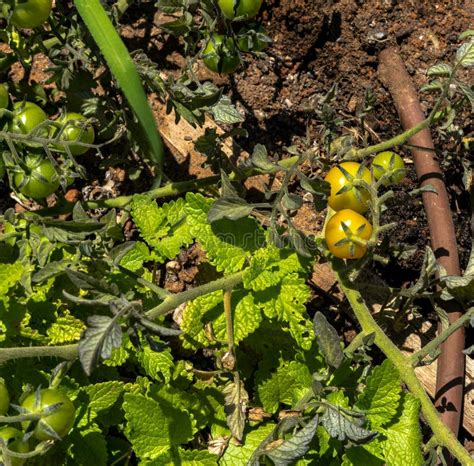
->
(324, 162), (371, 213)
(325, 209), (373, 259)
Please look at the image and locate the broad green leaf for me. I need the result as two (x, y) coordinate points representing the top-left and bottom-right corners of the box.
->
(220, 424), (275, 466)
(356, 360), (401, 427)
(257, 360), (312, 413)
(123, 393), (193, 460)
(78, 315), (123, 376)
(47, 311), (86, 344)
(68, 424), (108, 466)
(74, 0), (164, 183)
(426, 63), (452, 77)
(137, 346), (174, 383)
(382, 394), (423, 466)
(82, 381), (124, 415)
(145, 448), (218, 465)
(313, 312), (344, 369)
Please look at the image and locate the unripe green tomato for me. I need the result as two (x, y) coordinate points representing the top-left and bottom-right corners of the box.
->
(0, 84), (9, 109)
(14, 157), (60, 199)
(10, 0), (52, 29)
(237, 25), (269, 52)
(218, 0), (263, 20)
(324, 162), (371, 214)
(325, 209), (373, 259)
(372, 151), (406, 186)
(53, 112), (95, 156)
(0, 381), (9, 415)
(203, 34), (241, 74)
(0, 427), (30, 466)
(9, 101), (48, 139)
(21, 389), (75, 441)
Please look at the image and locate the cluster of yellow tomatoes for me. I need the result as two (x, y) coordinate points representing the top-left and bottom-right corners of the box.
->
(202, 0), (268, 74)
(324, 152), (406, 260)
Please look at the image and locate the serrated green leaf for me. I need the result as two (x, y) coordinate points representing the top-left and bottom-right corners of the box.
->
(0, 262), (25, 299)
(381, 394), (423, 466)
(46, 311), (86, 344)
(68, 426), (108, 466)
(137, 346), (174, 383)
(124, 393), (193, 460)
(257, 360), (312, 413)
(145, 448), (218, 465)
(82, 381), (124, 414)
(265, 274), (313, 350)
(120, 241), (150, 272)
(210, 96), (244, 124)
(220, 424), (275, 466)
(356, 360), (401, 427)
(342, 445), (384, 466)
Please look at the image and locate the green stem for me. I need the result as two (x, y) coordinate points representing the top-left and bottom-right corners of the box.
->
(145, 271), (243, 320)
(343, 331), (368, 354)
(335, 271), (473, 466)
(36, 175), (221, 216)
(0, 344), (79, 365)
(411, 307), (474, 366)
(346, 118), (432, 160)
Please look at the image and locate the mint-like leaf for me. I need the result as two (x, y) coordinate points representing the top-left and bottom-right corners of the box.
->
(356, 360), (401, 427)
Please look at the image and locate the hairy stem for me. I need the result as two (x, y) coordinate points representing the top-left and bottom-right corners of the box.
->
(146, 272), (243, 319)
(335, 271), (472, 466)
(411, 307), (474, 366)
(0, 344), (79, 365)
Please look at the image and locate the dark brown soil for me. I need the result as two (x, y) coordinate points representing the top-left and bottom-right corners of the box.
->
(221, 0), (473, 277)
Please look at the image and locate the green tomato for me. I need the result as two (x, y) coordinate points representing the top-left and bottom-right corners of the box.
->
(218, 0), (263, 20)
(0, 381), (9, 415)
(53, 112), (95, 156)
(237, 25), (269, 52)
(14, 156), (60, 199)
(10, 0), (52, 29)
(0, 84), (9, 109)
(203, 34), (241, 74)
(324, 162), (371, 214)
(21, 389), (75, 441)
(372, 151), (406, 186)
(9, 101), (48, 140)
(0, 427), (30, 466)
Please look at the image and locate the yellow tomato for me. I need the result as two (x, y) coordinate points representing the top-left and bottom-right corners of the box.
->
(325, 209), (373, 259)
(324, 162), (371, 213)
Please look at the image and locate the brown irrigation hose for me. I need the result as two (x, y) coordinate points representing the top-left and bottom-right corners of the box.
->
(378, 48), (465, 450)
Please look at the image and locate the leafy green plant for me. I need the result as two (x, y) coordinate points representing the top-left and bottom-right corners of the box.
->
(0, 3), (473, 465)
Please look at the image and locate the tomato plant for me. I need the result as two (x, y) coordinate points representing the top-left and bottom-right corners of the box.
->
(0, 157), (5, 180)
(324, 161), (371, 213)
(0, 380), (9, 415)
(325, 209), (373, 259)
(0, 84), (9, 109)
(0, 427), (30, 466)
(218, 0), (263, 20)
(8, 0), (52, 29)
(52, 112), (95, 155)
(21, 389), (75, 441)
(8, 101), (48, 138)
(237, 25), (269, 52)
(14, 156), (60, 199)
(202, 34), (241, 74)
(372, 151), (406, 186)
